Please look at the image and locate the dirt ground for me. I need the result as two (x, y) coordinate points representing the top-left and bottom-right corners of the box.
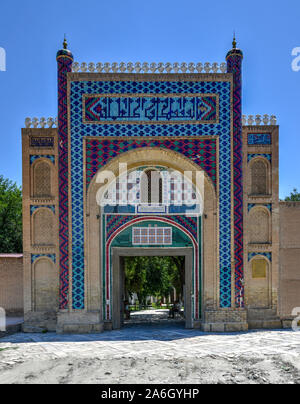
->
(0, 312), (300, 384)
(0, 351), (300, 384)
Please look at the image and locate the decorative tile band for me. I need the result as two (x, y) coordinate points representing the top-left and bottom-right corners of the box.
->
(86, 138), (217, 188)
(248, 204), (272, 212)
(31, 254), (56, 264)
(247, 133), (271, 145)
(248, 153), (272, 163)
(227, 51), (244, 308)
(248, 252), (272, 262)
(30, 205), (55, 215)
(106, 214), (198, 242)
(30, 155), (55, 165)
(83, 94), (219, 124)
(57, 52), (73, 310)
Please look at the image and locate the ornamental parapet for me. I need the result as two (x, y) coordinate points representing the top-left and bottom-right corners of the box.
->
(71, 62), (228, 74)
(24, 117), (58, 128)
(242, 115), (277, 126)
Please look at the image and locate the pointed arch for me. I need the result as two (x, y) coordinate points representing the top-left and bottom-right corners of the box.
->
(84, 147), (218, 316)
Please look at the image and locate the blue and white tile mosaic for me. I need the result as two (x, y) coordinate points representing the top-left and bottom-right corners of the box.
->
(247, 134), (271, 145)
(70, 79), (232, 309)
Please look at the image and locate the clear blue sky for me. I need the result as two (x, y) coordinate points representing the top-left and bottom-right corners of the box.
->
(0, 0), (299, 199)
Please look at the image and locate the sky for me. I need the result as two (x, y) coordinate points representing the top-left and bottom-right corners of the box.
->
(0, 0), (299, 199)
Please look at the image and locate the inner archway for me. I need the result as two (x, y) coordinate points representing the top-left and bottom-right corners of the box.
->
(122, 255), (186, 326)
(85, 147), (218, 330)
(112, 247), (194, 330)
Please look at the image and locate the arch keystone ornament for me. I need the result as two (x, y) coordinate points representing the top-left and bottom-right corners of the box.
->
(21, 37), (283, 334)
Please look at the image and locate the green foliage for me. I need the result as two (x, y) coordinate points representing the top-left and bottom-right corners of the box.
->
(285, 188), (300, 202)
(124, 256), (184, 305)
(0, 175), (22, 253)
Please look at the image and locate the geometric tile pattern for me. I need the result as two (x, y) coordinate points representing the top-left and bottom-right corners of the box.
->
(57, 51), (73, 310)
(248, 252), (272, 262)
(69, 79), (232, 310)
(247, 133), (271, 145)
(83, 94), (218, 124)
(86, 138), (217, 188)
(31, 254), (56, 264)
(227, 51), (244, 308)
(30, 155), (55, 165)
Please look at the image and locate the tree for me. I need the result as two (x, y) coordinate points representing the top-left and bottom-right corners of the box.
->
(0, 176), (22, 253)
(124, 256), (184, 305)
(285, 188), (300, 202)
(124, 256), (147, 303)
(169, 256), (185, 298)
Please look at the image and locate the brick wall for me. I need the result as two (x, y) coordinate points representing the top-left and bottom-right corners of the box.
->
(279, 202), (300, 318)
(0, 255), (23, 315)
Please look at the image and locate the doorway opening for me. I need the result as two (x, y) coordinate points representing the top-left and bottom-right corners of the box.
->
(112, 247), (193, 330)
(122, 256), (185, 327)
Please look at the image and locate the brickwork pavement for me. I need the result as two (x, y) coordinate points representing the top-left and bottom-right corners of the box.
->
(1, 324), (300, 364)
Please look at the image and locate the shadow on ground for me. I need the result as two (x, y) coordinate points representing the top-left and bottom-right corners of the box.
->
(0, 310), (292, 345)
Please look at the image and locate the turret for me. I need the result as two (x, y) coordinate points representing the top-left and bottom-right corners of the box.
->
(56, 38), (73, 310)
(226, 36), (244, 308)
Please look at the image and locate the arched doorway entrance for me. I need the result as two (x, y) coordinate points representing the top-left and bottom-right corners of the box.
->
(109, 218), (198, 329)
(112, 248), (193, 329)
(85, 147), (217, 331)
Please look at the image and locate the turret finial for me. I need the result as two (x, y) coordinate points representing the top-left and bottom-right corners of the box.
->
(57, 34), (73, 61)
(63, 35), (68, 50)
(232, 31), (237, 49)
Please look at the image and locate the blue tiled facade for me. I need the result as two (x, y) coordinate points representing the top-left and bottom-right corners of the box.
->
(70, 79), (233, 310)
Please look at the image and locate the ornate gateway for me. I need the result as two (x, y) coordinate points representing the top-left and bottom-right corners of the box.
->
(21, 37), (281, 333)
